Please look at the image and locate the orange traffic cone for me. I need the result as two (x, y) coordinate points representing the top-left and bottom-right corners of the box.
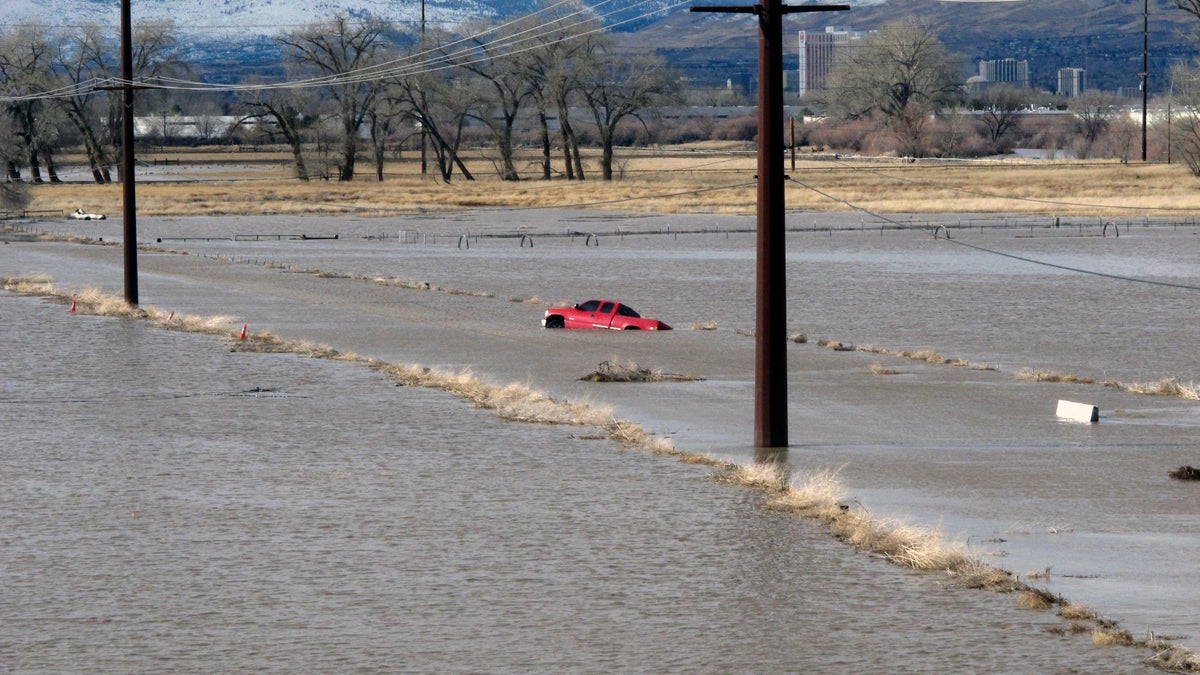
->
(166, 311), (174, 323)
(238, 324), (247, 340)
(69, 299), (76, 313)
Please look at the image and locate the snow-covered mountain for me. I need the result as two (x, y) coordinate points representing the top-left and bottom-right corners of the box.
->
(4, 0), (687, 41)
(6, 0), (484, 38)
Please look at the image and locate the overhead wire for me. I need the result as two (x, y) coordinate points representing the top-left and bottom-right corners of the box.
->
(131, 0), (682, 94)
(0, 0), (676, 100)
(784, 174), (1200, 292)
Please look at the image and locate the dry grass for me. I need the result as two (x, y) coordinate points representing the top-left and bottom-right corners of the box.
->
(1092, 627), (1137, 647)
(1124, 378), (1200, 400)
(711, 458), (1200, 669)
(28, 150), (1200, 218)
(756, 467), (976, 572)
(691, 321), (719, 331)
(1147, 646), (1200, 672)
(869, 363), (903, 376)
(1058, 603), (1095, 621)
(1017, 589), (1056, 610)
(1017, 368), (1200, 403)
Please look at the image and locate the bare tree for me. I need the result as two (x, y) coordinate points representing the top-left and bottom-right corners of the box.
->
(822, 19), (963, 156)
(0, 24), (57, 183)
(277, 13), (386, 181)
(1168, 61), (1200, 174)
(580, 48), (676, 180)
(519, 0), (601, 180)
(241, 77), (318, 180)
(53, 24), (115, 182)
(1069, 91), (1120, 159)
(50, 21), (183, 183)
(449, 20), (538, 180)
(0, 111), (29, 210)
(381, 55), (478, 182)
(973, 85), (1024, 152)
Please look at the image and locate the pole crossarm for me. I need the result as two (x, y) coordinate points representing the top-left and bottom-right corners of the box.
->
(690, 4), (849, 13)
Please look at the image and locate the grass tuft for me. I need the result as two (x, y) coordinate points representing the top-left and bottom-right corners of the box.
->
(1017, 589), (1056, 610)
(1146, 645), (1200, 672)
(1058, 603), (1094, 621)
(1124, 378), (1200, 400)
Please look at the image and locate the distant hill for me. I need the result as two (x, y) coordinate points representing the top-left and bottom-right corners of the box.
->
(4, 0), (1196, 94)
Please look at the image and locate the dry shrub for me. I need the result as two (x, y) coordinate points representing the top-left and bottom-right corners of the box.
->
(869, 363), (902, 375)
(1058, 603), (1094, 621)
(788, 333), (807, 344)
(953, 562), (1020, 592)
(765, 468), (847, 519)
(1124, 378), (1200, 400)
(898, 349), (967, 367)
(859, 519), (971, 571)
(714, 462), (790, 493)
(1092, 628), (1136, 647)
(1017, 589), (1056, 610)
(691, 321), (718, 331)
(1015, 368), (1097, 384)
(677, 452), (733, 468)
(1146, 645), (1200, 672)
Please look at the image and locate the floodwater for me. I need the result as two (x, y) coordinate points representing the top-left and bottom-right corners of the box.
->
(3, 207), (1199, 671)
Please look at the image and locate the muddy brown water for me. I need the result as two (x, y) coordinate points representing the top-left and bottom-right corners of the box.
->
(3, 209), (1198, 671)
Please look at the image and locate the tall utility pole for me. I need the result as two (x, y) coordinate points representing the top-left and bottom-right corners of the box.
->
(692, 0), (847, 448)
(1142, 0), (1149, 162)
(120, 0), (138, 305)
(420, 0), (428, 175)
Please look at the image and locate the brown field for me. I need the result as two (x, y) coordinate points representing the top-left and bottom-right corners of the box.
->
(23, 143), (1200, 218)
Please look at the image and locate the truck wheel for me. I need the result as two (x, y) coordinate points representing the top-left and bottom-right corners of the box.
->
(545, 316), (564, 329)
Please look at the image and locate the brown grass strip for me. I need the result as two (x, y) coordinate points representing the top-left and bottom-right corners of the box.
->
(710, 460), (1199, 670)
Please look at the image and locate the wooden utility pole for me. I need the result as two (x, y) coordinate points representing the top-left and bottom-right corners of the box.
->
(120, 0), (138, 305)
(691, 0), (847, 448)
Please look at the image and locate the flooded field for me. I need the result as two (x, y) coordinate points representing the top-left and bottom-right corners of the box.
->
(3, 208), (1199, 670)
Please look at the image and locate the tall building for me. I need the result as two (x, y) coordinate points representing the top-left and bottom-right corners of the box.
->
(797, 27), (865, 96)
(1058, 67), (1086, 97)
(978, 58), (1030, 89)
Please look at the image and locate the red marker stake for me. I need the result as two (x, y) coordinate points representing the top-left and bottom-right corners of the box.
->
(238, 324), (247, 340)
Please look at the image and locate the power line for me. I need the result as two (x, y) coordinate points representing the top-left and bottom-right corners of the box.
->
(785, 174), (1200, 292)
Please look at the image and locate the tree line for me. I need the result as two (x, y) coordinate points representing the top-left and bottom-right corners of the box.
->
(8, 6), (1200, 203)
(0, 1), (677, 188)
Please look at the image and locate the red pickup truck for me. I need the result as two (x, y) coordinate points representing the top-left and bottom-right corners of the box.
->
(542, 299), (672, 331)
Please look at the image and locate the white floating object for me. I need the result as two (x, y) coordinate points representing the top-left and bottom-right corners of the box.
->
(1056, 399), (1099, 423)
